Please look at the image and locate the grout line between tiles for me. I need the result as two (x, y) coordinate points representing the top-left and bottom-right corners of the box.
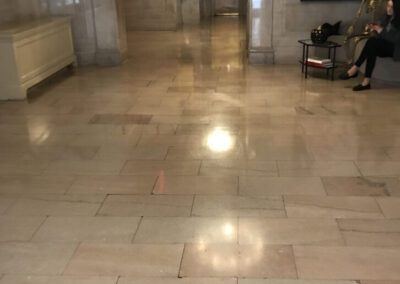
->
(131, 216), (143, 243)
(197, 160), (203, 176)
(320, 176), (329, 196)
(275, 160), (280, 177)
(291, 245), (300, 279)
(334, 218), (347, 246)
(282, 195), (288, 218)
(61, 241), (81, 276)
(190, 195), (196, 216)
(28, 216), (48, 241)
(94, 194), (108, 216)
(353, 160), (364, 177)
(118, 160), (130, 175)
(151, 175), (160, 195)
(375, 197), (386, 217)
(237, 217), (240, 245)
(177, 243), (187, 278)
(63, 176), (78, 195)
(236, 175), (240, 195)
(164, 147), (171, 161)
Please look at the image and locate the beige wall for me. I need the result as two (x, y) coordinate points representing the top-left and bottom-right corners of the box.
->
(125, 0), (181, 30)
(124, 0), (201, 30)
(0, 0), (47, 24)
(0, 0), (15, 24)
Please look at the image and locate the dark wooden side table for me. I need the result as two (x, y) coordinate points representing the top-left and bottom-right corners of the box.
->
(298, 39), (342, 81)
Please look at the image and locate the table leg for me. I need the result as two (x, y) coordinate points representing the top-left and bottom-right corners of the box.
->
(326, 47), (331, 79)
(305, 45), (309, 79)
(332, 47), (337, 81)
(302, 44), (305, 73)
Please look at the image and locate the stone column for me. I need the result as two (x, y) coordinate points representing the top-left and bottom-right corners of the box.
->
(93, 0), (128, 66)
(247, 0), (274, 64)
(200, 0), (214, 18)
(44, 0), (97, 66)
(181, 0), (200, 25)
(125, 0), (181, 31)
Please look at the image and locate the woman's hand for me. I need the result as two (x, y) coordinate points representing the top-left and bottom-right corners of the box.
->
(369, 23), (384, 34)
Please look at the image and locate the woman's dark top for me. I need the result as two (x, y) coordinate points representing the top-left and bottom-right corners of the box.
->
(379, 14), (400, 61)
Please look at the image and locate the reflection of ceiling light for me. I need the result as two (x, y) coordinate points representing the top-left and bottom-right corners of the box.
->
(212, 256), (220, 267)
(207, 128), (234, 152)
(223, 223), (235, 239)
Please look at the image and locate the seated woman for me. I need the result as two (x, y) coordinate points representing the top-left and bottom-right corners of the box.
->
(340, 0), (400, 91)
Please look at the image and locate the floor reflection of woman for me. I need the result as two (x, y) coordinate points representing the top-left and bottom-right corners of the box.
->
(340, 0), (400, 91)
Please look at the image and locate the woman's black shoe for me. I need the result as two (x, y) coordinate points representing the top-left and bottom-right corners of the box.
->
(353, 84), (371, 92)
(339, 72), (358, 80)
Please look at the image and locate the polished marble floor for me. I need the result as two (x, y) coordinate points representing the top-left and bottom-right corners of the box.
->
(1, 16), (400, 284)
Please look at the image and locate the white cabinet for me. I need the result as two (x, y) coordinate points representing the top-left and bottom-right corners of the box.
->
(0, 17), (76, 100)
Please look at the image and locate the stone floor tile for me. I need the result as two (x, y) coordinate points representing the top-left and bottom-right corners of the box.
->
(243, 145), (313, 161)
(44, 160), (126, 175)
(356, 162), (400, 177)
(277, 161), (360, 177)
(310, 145), (390, 161)
(376, 198), (400, 218)
(98, 195), (193, 217)
(153, 176), (238, 195)
(239, 218), (344, 245)
(180, 244), (297, 278)
(294, 246), (400, 280)
(121, 161), (201, 175)
(166, 146), (241, 161)
(0, 160), (48, 175)
(199, 160), (278, 176)
(0, 197), (17, 215)
(192, 195), (285, 217)
(284, 196), (384, 218)
(150, 115), (211, 126)
(44, 145), (100, 161)
(127, 146), (169, 160)
(94, 145), (168, 160)
(32, 217), (140, 243)
(361, 281), (400, 284)
(0, 242), (77, 275)
(0, 276), (118, 284)
(0, 216), (45, 242)
(5, 194), (104, 216)
(239, 177), (325, 196)
(64, 244), (183, 277)
(239, 280), (358, 284)
(70, 133), (141, 148)
(89, 114), (152, 125)
(134, 217), (237, 244)
(338, 219), (400, 247)
(118, 278), (236, 284)
(383, 147), (400, 161)
(137, 134), (203, 147)
(322, 177), (391, 196)
(67, 175), (156, 195)
(0, 175), (75, 195)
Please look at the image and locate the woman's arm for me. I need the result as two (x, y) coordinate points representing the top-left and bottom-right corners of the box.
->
(379, 26), (400, 43)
